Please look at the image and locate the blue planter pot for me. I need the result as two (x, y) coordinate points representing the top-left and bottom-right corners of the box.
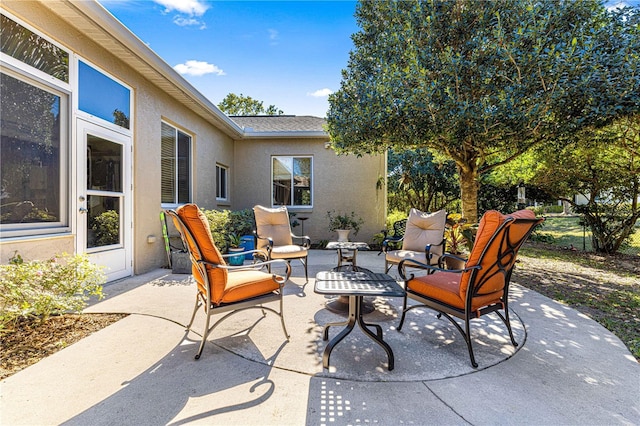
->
(240, 235), (255, 260)
(228, 249), (245, 266)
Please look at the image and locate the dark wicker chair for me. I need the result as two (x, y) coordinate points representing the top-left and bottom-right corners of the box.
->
(397, 209), (543, 368)
(379, 218), (407, 254)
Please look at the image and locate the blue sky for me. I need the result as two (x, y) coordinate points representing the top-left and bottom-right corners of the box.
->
(98, 0), (638, 119)
(99, 0), (359, 118)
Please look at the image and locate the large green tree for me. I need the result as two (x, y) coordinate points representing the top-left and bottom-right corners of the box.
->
(327, 0), (639, 222)
(387, 148), (458, 213)
(218, 93), (284, 116)
(533, 116), (640, 254)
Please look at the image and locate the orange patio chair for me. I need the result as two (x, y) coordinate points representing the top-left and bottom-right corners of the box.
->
(253, 205), (310, 282)
(165, 204), (290, 360)
(397, 209), (544, 367)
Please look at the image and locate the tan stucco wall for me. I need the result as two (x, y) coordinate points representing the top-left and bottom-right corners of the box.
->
(1, 2), (234, 273)
(0, 236), (75, 264)
(233, 138), (387, 244)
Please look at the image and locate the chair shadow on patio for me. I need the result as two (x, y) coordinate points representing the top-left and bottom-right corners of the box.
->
(63, 314), (289, 426)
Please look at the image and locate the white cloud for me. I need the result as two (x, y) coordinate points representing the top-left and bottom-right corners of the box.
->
(173, 16), (206, 29)
(268, 29), (279, 45)
(154, 0), (208, 16)
(174, 60), (225, 76)
(307, 88), (333, 98)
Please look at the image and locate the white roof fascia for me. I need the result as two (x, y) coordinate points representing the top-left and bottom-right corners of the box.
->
(50, 0), (244, 138)
(242, 131), (328, 139)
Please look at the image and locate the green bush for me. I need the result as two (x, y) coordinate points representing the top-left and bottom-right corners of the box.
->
(202, 208), (255, 252)
(91, 210), (119, 246)
(0, 253), (106, 330)
(385, 209), (408, 229)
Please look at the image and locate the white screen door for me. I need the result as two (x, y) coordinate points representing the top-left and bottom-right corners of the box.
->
(76, 119), (132, 281)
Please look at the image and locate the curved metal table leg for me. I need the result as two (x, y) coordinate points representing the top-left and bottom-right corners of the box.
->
(321, 295), (395, 371)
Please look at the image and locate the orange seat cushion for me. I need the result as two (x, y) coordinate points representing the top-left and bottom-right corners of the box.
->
(222, 270), (280, 304)
(408, 272), (502, 312)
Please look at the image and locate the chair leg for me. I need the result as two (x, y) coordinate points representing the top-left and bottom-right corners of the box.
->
(195, 305), (212, 360)
(496, 307), (518, 347)
(397, 294), (409, 331)
(385, 260), (392, 274)
(279, 293), (290, 340)
(464, 315), (478, 368)
(186, 294), (201, 331)
(302, 256), (308, 282)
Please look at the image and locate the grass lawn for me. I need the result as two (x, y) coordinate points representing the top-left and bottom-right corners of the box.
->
(539, 214), (640, 255)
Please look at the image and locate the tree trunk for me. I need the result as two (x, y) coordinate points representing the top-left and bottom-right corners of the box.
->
(459, 165), (479, 223)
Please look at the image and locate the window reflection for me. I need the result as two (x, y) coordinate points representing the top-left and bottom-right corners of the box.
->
(87, 135), (122, 192)
(79, 61), (130, 129)
(0, 73), (62, 227)
(272, 156), (312, 206)
(87, 195), (120, 248)
(0, 14), (69, 82)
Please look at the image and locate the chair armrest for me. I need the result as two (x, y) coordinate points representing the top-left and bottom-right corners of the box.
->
(424, 238), (446, 266)
(221, 249), (263, 259)
(253, 232), (274, 253)
(291, 233), (311, 248)
(398, 258), (480, 281)
(199, 258), (292, 284)
(441, 252), (467, 263)
(381, 235), (404, 253)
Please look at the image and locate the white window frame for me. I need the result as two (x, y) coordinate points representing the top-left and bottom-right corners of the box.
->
(0, 10), (72, 238)
(271, 155), (313, 208)
(160, 121), (192, 207)
(216, 163), (229, 202)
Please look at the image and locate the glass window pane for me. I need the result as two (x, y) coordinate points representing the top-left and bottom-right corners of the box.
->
(293, 158), (311, 206)
(87, 195), (120, 248)
(0, 73), (62, 226)
(273, 157), (292, 205)
(216, 165), (227, 200)
(87, 135), (122, 192)
(160, 123), (175, 204)
(79, 61), (130, 129)
(0, 14), (69, 82)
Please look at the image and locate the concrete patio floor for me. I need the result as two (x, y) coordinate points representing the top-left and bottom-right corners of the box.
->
(1, 249), (638, 425)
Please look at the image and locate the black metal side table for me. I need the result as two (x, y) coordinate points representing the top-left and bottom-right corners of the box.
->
(315, 270), (405, 371)
(325, 241), (370, 268)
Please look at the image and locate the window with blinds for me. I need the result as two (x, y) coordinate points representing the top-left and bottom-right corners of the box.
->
(161, 122), (191, 204)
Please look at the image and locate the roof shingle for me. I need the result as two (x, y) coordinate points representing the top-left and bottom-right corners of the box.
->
(230, 115), (326, 133)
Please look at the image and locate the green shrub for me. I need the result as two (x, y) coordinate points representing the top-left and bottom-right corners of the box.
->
(385, 209), (408, 229)
(91, 210), (119, 246)
(0, 253), (106, 331)
(202, 208), (255, 252)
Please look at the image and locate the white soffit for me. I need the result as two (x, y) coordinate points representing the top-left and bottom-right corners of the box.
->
(39, 0), (244, 139)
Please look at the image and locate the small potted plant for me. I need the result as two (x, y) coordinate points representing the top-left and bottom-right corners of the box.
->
(227, 233), (245, 266)
(327, 210), (364, 242)
(444, 215), (475, 269)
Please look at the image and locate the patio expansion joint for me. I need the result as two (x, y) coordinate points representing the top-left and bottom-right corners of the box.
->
(421, 380), (474, 425)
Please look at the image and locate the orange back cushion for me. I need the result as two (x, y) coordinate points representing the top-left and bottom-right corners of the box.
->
(459, 209), (536, 299)
(175, 204), (227, 303)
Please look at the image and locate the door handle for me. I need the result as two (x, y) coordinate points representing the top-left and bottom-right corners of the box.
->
(79, 207), (88, 214)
